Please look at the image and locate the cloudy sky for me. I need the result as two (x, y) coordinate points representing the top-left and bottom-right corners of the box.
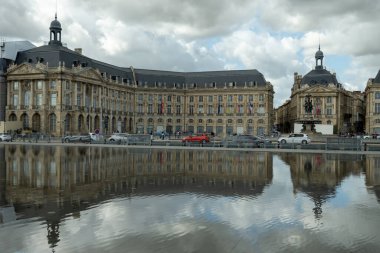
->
(1, 0), (379, 107)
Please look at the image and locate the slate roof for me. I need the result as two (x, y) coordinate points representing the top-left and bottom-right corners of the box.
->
(374, 70), (380, 83)
(1, 41), (35, 61)
(301, 68), (338, 86)
(15, 44), (269, 88)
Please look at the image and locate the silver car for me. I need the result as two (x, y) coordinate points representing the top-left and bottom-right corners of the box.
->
(62, 134), (91, 143)
(278, 133), (310, 144)
(108, 133), (129, 143)
(0, 133), (12, 142)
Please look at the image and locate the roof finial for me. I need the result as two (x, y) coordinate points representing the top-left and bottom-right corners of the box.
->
(318, 34), (321, 50)
(55, 0), (58, 19)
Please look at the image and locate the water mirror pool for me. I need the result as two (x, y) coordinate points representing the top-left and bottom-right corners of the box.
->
(0, 145), (379, 253)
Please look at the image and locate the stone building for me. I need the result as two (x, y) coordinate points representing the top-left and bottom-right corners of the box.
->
(2, 15), (274, 137)
(275, 46), (365, 134)
(365, 70), (380, 134)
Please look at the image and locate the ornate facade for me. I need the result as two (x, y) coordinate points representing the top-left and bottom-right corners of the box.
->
(2, 16), (274, 137)
(365, 70), (380, 134)
(275, 47), (365, 134)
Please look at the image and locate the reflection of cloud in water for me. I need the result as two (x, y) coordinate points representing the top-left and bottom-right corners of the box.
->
(2, 146), (380, 252)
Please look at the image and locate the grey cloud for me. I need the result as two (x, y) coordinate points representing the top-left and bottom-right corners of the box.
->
(260, 0), (380, 32)
(73, 0), (257, 39)
(0, 0), (45, 40)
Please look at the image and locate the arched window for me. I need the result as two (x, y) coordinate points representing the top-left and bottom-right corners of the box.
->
(327, 120), (332, 125)
(247, 119), (253, 124)
(189, 119), (194, 123)
(148, 118), (154, 123)
(78, 115), (84, 131)
(167, 118), (172, 123)
(158, 118), (163, 123)
(227, 119), (233, 124)
(21, 113), (29, 128)
(198, 119), (203, 123)
(32, 113), (41, 132)
(49, 113), (56, 132)
(207, 119), (213, 124)
(65, 114), (71, 133)
(237, 119), (243, 124)
(217, 119), (223, 124)
(9, 113), (17, 121)
(258, 119), (264, 124)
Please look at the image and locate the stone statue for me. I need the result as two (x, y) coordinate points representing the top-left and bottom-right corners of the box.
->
(304, 96), (313, 113)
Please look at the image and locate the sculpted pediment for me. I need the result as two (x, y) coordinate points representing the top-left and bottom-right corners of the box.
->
(7, 63), (46, 75)
(76, 68), (103, 81)
(303, 85), (334, 93)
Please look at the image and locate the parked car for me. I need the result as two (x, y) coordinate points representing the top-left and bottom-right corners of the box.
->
(278, 133), (310, 144)
(0, 133), (12, 142)
(108, 133), (129, 143)
(62, 134), (91, 143)
(182, 134), (210, 144)
(224, 134), (269, 148)
(361, 135), (371, 139)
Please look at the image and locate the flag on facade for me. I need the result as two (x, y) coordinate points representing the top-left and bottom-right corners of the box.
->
(217, 103), (221, 114)
(161, 98), (164, 114)
(315, 103), (321, 115)
(249, 101), (253, 114)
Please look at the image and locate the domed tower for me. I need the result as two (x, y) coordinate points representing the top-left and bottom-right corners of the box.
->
(48, 14), (62, 46)
(315, 45), (324, 70)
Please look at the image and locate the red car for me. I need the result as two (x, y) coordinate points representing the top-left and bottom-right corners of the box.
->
(182, 134), (210, 144)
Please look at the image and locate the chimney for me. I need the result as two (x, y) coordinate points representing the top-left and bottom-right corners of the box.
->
(75, 48), (82, 54)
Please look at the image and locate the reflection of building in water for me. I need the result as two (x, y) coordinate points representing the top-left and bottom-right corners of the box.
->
(364, 155), (380, 202)
(278, 153), (363, 219)
(1, 145), (273, 243)
(0, 146), (17, 224)
(3, 146), (273, 195)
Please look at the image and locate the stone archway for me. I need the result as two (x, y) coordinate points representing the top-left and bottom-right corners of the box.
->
(20, 113), (29, 129)
(94, 115), (100, 131)
(65, 114), (72, 134)
(48, 113), (57, 133)
(78, 114), (84, 133)
(32, 113), (41, 132)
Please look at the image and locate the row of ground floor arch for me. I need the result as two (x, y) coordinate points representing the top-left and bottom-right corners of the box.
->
(7, 112), (270, 137)
(8, 112), (131, 135)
